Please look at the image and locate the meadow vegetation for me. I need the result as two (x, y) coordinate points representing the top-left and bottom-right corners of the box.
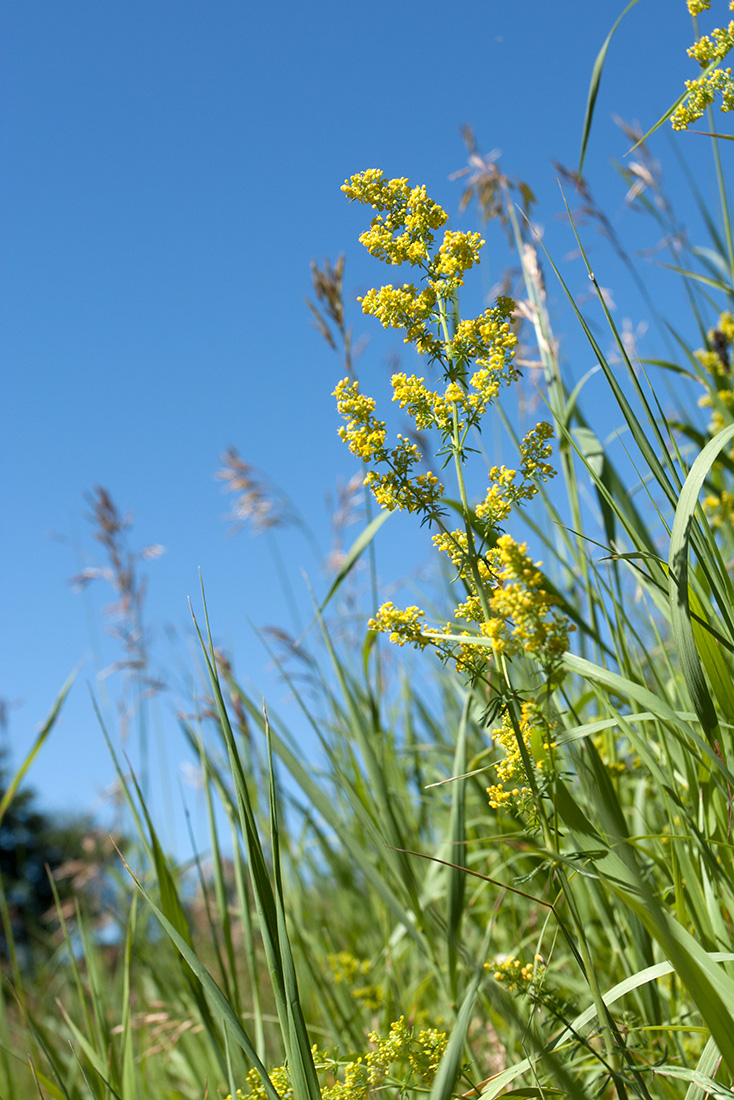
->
(8, 2), (734, 1096)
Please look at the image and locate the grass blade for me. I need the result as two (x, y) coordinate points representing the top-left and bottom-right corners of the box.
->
(578, 0), (642, 173)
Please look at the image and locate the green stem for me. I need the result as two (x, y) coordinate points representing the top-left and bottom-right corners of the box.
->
(705, 101), (734, 298)
(435, 292), (493, 625)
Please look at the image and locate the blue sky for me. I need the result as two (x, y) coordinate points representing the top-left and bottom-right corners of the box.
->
(1, 1), (717, 842)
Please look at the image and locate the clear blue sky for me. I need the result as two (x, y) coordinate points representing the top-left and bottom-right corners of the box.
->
(1, 1), (714, 842)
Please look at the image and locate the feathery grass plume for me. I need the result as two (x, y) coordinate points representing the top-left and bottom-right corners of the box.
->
(70, 486), (166, 750)
(306, 255), (356, 376)
(216, 447), (298, 536)
(451, 126), (536, 239)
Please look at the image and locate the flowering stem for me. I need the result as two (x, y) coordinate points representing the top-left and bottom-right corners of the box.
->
(436, 291), (494, 626)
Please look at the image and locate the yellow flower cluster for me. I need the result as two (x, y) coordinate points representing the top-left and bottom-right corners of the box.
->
(473, 425), (555, 529)
(673, 1), (734, 129)
(328, 951), (369, 984)
(484, 536), (572, 665)
(434, 229), (485, 282)
(341, 170), (487, 300)
(695, 313), (734, 526)
(427, 533), (572, 666)
(333, 378), (444, 515)
(489, 954), (547, 994)
(365, 459), (443, 515)
(485, 700), (557, 809)
(704, 487), (734, 528)
(342, 170), (448, 267)
(476, 469), (525, 526)
(445, 298), (518, 376)
(336, 171), (570, 693)
(689, 21), (734, 65)
(369, 535), (572, 678)
(368, 603), (432, 648)
(328, 951), (384, 1012)
(519, 421), (556, 480)
(672, 67), (734, 128)
(335, 173), (548, 533)
(407, 1028), (447, 1082)
(390, 370), (515, 436)
(591, 733), (629, 776)
(234, 1061), (295, 1100)
(360, 284), (441, 356)
(317, 1019), (446, 1099)
(333, 378), (386, 461)
(230, 1017), (447, 1100)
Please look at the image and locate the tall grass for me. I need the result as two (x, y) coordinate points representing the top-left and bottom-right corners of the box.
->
(7, 4), (734, 1098)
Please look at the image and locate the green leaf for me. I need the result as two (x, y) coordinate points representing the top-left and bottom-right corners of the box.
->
(0, 669), (76, 828)
(320, 510), (390, 611)
(668, 424), (734, 738)
(629, 54), (726, 152)
(657, 262), (734, 295)
(118, 848), (283, 1100)
(446, 695), (469, 995)
(428, 963), (484, 1100)
(686, 1036), (723, 1100)
(578, 0), (642, 173)
(643, 1064), (734, 1098)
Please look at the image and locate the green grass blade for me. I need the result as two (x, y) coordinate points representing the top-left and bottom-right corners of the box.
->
(563, 652), (734, 788)
(192, 588), (322, 1092)
(643, 1065), (734, 1097)
(554, 779), (734, 1076)
(446, 695), (469, 997)
(117, 847), (283, 1100)
(428, 962), (485, 1100)
(685, 1036), (722, 1100)
(120, 892), (137, 1100)
(628, 56), (722, 151)
(578, 0), (642, 173)
(319, 510), (390, 611)
(264, 714), (321, 1100)
(657, 262), (734, 295)
(669, 424), (734, 738)
(0, 669), (76, 827)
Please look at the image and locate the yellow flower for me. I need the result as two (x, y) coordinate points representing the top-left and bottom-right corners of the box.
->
(360, 284), (440, 356)
(328, 950), (369, 984)
(674, 3), (734, 129)
(672, 68), (734, 129)
(364, 435), (444, 514)
(688, 20), (734, 66)
(720, 310), (734, 343)
(333, 378), (387, 461)
(433, 229), (485, 283)
(485, 700), (557, 809)
(486, 535), (573, 665)
(369, 602), (433, 648)
(446, 300), (518, 383)
(390, 373), (441, 429)
(519, 421), (556, 480)
(342, 170), (447, 267)
(489, 953), (547, 993)
(341, 169), (409, 208)
(475, 467), (525, 526)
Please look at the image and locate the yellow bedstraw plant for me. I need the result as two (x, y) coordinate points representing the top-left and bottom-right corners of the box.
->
(227, 1018), (447, 1100)
(696, 311), (734, 527)
(334, 170), (573, 813)
(672, 0), (734, 130)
